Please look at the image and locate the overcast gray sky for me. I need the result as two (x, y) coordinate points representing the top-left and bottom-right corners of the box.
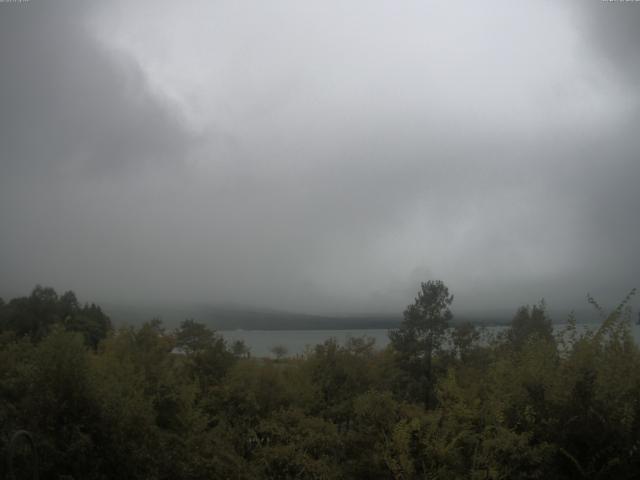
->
(1, 0), (638, 316)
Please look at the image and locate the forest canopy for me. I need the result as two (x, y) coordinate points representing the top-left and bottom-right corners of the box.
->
(0, 284), (639, 479)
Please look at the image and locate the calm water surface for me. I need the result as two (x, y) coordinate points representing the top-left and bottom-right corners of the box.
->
(220, 323), (640, 358)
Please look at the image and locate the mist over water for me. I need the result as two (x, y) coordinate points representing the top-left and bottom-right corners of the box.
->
(2, 3), (640, 478)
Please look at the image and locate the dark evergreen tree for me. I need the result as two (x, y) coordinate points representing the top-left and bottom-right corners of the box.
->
(389, 280), (453, 408)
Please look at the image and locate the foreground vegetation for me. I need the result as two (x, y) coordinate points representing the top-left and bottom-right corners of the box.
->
(0, 283), (639, 479)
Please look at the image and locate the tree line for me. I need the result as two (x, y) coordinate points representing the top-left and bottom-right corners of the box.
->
(0, 282), (639, 479)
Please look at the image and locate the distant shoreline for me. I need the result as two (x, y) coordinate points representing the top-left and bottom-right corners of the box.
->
(104, 303), (606, 331)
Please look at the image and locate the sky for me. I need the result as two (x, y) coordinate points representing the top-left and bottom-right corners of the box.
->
(1, 0), (639, 317)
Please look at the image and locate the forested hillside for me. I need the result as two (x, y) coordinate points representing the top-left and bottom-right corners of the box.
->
(1, 283), (639, 479)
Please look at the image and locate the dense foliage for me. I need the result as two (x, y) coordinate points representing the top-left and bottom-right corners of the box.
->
(1, 284), (639, 479)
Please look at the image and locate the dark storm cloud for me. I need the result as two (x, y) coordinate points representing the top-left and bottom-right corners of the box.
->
(0, 0), (195, 296)
(552, 0), (640, 308)
(0, 0), (193, 180)
(0, 0), (638, 317)
(573, 0), (640, 86)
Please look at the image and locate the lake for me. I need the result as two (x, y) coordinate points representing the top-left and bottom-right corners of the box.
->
(220, 323), (640, 358)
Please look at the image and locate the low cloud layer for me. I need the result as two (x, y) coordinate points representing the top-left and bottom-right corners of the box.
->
(1, 0), (638, 316)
